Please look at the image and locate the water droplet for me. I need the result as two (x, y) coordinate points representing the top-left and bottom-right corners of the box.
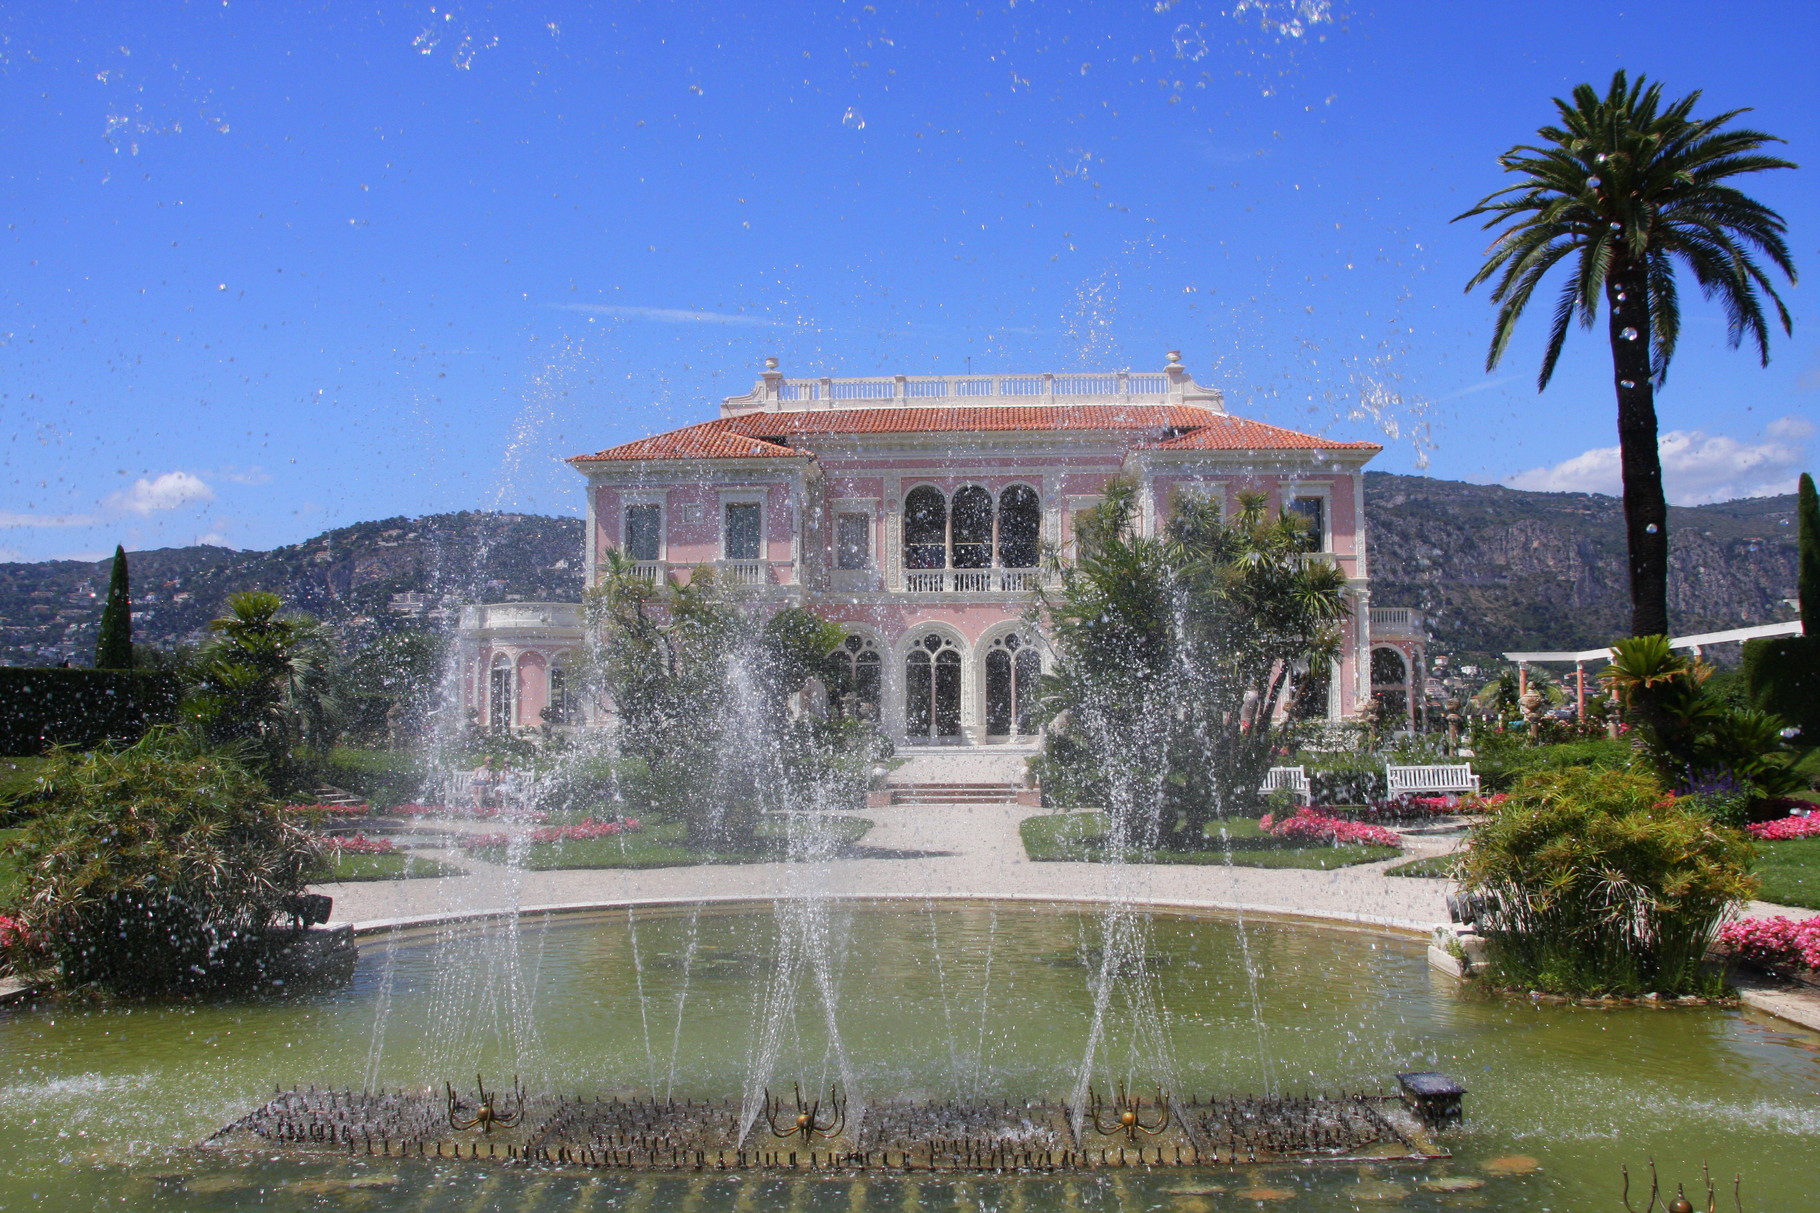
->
(1172, 24), (1209, 61)
(1615, 291), (1627, 302)
(1646, 523), (1659, 534)
(1595, 153), (1608, 163)
(842, 107), (866, 131)
(1620, 327), (1639, 341)
(1619, 379), (1636, 389)
(1588, 176), (1602, 188)
(1609, 222), (1622, 232)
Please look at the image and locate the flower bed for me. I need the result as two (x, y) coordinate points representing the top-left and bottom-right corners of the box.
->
(326, 833), (396, 855)
(1318, 792), (1507, 824)
(1749, 814), (1820, 842)
(459, 817), (643, 852)
(1258, 808), (1401, 849)
(1718, 914), (1820, 976)
(283, 802), (372, 818)
(386, 803), (550, 823)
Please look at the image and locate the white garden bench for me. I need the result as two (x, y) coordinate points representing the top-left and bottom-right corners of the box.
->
(1260, 765), (1312, 803)
(1385, 764), (1480, 798)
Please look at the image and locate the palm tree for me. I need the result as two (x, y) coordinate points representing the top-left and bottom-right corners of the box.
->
(1457, 71), (1796, 638)
(187, 591), (339, 783)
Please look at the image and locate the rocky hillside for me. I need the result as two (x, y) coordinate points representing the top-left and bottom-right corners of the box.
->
(0, 477), (1801, 667)
(1365, 473), (1800, 662)
(0, 512), (584, 666)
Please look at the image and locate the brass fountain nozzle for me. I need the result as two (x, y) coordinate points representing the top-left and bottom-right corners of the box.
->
(763, 1082), (846, 1143)
(1088, 1083), (1171, 1141)
(446, 1074), (526, 1135)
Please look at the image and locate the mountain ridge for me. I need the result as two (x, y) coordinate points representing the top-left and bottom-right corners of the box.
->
(0, 475), (1800, 666)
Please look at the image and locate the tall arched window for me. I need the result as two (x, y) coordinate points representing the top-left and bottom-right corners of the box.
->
(984, 633), (1043, 736)
(488, 654), (513, 731)
(905, 633), (962, 740)
(997, 485), (1040, 569)
(950, 485), (994, 569)
(1371, 647), (1411, 731)
(547, 664), (572, 725)
(903, 486), (947, 569)
(831, 634), (883, 718)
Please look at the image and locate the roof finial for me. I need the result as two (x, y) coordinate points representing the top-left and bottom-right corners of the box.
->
(764, 356), (780, 371)
(1166, 350), (1183, 367)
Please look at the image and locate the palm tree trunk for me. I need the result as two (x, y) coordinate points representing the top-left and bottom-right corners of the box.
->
(1606, 261), (1670, 638)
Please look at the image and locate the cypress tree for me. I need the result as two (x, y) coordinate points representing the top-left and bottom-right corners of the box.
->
(95, 545), (134, 670)
(1798, 472), (1819, 626)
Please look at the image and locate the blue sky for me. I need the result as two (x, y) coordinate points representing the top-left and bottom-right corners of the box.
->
(1, 1), (1814, 561)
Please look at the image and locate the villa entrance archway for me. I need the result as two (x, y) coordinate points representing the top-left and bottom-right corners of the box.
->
(905, 632), (963, 742)
(983, 633), (1042, 738)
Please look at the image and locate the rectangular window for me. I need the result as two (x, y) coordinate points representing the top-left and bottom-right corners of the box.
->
(1288, 496), (1326, 551)
(724, 501), (762, 560)
(835, 512), (871, 569)
(624, 503), (661, 561)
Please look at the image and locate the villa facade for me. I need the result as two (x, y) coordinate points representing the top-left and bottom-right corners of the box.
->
(458, 356), (1427, 745)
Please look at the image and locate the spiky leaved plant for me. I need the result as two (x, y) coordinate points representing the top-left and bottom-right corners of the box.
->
(3, 727), (324, 994)
(1458, 71), (1796, 639)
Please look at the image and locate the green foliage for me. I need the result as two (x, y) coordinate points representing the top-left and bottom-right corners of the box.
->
(1460, 767), (1756, 996)
(309, 746), (431, 807)
(94, 545), (134, 671)
(336, 630), (444, 748)
(1605, 635), (1801, 802)
(0, 668), (182, 757)
(1799, 471), (1819, 625)
(326, 851), (462, 882)
(1296, 751), (1387, 805)
(1741, 642), (1819, 749)
(1036, 482), (1350, 847)
(585, 558), (879, 846)
(1, 728), (326, 993)
(1467, 729), (1633, 793)
(184, 591), (340, 790)
(473, 813), (874, 871)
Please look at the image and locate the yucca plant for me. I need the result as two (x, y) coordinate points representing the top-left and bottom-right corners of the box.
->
(1, 727), (325, 994)
(1460, 766), (1755, 996)
(1458, 71), (1796, 638)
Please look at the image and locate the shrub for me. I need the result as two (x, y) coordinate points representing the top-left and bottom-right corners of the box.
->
(1460, 766), (1756, 997)
(1, 727), (326, 994)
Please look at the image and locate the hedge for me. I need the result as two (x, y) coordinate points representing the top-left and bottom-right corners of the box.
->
(1742, 635), (1820, 747)
(0, 667), (181, 755)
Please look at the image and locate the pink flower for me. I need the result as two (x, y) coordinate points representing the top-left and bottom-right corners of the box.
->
(327, 833), (395, 854)
(1719, 915), (1820, 973)
(1262, 807), (1401, 849)
(1749, 815), (1820, 842)
(0, 913), (34, 950)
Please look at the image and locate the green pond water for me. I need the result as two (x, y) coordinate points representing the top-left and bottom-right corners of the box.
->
(1, 901), (1816, 1211)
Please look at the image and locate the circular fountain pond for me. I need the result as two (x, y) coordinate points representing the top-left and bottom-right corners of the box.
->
(1, 901), (1816, 1211)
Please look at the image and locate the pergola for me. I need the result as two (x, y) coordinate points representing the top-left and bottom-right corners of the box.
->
(1503, 620), (1804, 718)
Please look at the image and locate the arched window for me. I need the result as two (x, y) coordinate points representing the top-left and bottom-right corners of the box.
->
(905, 633), (962, 740)
(1371, 647), (1412, 731)
(903, 486), (947, 570)
(547, 664), (572, 725)
(984, 633), (1043, 736)
(950, 485), (994, 569)
(488, 654), (513, 731)
(831, 634), (883, 719)
(997, 485), (1041, 569)
(1371, 647), (1408, 686)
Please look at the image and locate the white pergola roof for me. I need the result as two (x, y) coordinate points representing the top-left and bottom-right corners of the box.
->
(1504, 619), (1804, 666)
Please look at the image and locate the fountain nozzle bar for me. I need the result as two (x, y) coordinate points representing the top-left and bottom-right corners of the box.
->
(210, 1076), (1462, 1172)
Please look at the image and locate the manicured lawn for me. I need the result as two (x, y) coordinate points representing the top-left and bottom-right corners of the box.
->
(325, 851), (465, 882)
(1753, 837), (1820, 910)
(463, 814), (874, 870)
(1385, 852), (1463, 879)
(1020, 812), (1400, 870)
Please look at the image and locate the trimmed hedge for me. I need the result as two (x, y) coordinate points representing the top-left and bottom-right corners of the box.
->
(1742, 635), (1820, 747)
(0, 668), (181, 756)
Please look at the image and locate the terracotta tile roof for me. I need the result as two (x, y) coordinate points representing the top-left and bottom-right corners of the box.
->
(570, 405), (1378, 462)
(1139, 415), (1381, 453)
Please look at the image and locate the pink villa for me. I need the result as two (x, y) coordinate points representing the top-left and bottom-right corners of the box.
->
(458, 356), (1429, 746)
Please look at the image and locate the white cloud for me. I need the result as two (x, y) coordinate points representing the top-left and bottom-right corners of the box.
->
(549, 303), (790, 328)
(105, 471), (215, 515)
(1506, 416), (1811, 505)
(0, 511), (98, 528)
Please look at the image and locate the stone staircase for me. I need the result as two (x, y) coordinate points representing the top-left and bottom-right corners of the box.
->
(868, 751), (1040, 807)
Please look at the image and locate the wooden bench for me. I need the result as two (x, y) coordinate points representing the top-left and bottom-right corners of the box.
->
(1385, 764), (1480, 798)
(1260, 765), (1312, 803)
